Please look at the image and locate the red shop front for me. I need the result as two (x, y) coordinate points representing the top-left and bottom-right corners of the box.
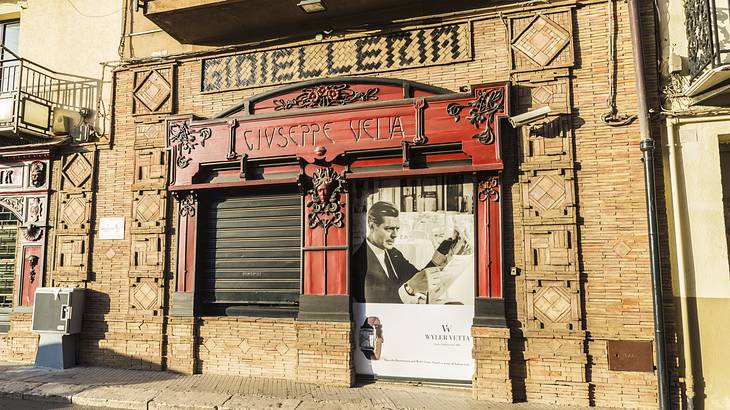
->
(166, 78), (510, 383)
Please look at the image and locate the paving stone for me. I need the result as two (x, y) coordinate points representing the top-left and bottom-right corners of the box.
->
(0, 381), (42, 398)
(148, 390), (231, 410)
(72, 385), (159, 409)
(24, 382), (89, 403)
(219, 394), (301, 410)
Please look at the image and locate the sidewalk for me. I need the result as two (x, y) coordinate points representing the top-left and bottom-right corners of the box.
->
(0, 363), (597, 410)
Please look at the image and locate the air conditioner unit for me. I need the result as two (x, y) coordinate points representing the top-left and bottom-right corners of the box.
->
(51, 108), (80, 136)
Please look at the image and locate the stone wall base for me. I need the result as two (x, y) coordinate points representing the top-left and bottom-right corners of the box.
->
(196, 317), (297, 378)
(472, 326), (512, 402)
(295, 321), (353, 387)
(523, 331), (590, 407)
(0, 314), (37, 363)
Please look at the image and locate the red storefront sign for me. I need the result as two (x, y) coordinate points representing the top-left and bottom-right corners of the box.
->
(167, 79), (509, 302)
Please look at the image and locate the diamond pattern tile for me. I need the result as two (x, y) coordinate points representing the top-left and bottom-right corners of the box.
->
(133, 281), (158, 311)
(239, 340), (251, 354)
(534, 287), (571, 322)
(62, 197), (86, 225)
(62, 153), (92, 188)
(529, 175), (566, 212)
(513, 15), (570, 66)
(135, 71), (171, 112)
(532, 86), (554, 104)
(612, 239), (632, 258)
(105, 247), (116, 259)
(136, 194), (160, 223)
(275, 343), (289, 356)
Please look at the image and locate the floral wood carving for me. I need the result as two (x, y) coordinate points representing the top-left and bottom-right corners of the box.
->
(478, 177), (500, 202)
(177, 192), (197, 217)
(169, 122), (212, 169)
(446, 88), (504, 145)
(273, 84), (379, 111)
(306, 167), (345, 233)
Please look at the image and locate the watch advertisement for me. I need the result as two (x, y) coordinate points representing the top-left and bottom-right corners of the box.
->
(351, 176), (475, 382)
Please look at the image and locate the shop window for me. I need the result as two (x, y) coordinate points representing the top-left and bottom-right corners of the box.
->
(197, 186), (302, 317)
(0, 20), (19, 93)
(0, 207), (17, 333)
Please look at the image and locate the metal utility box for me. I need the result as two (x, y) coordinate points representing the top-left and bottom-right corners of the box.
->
(32, 288), (85, 334)
(31, 287), (85, 369)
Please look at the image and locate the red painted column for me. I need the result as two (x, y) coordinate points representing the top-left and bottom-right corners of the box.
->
(477, 175), (502, 298)
(175, 192), (198, 293)
(302, 166), (349, 296)
(19, 245), (41, 306)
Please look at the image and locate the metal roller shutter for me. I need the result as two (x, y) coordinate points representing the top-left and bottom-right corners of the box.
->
(198, 188), (301, 316)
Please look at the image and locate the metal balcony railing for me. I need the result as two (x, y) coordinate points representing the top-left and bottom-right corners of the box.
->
(686, 0), (730, 80)
(0, 46), (101, 139)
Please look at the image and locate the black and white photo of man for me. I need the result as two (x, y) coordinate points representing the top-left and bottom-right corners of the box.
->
(352, 201), (467, 304)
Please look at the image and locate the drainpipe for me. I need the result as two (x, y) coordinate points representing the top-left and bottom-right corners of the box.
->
(666, 117), (695, 409)
(627, 1), (671, 409)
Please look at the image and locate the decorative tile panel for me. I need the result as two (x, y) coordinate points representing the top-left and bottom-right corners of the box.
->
(521, 169), (575, 223)
(132, 190), (167, 232)
(133, 65), (174, 116)
(509, 9), (574, 72)
(526, 279), (580, 330)
(130, 234), (164, 277)
(519, 117), (572, 168)
(132, 149), (166, 189)
(524, 226), (576, 275)
(516, 76), (571, 115)
(129, 277), (162, 315)
(58, 192), (92, 233)
(134, 123), (166, 150)
(54, 235), (88, 282)
(60, 152), (95, 192)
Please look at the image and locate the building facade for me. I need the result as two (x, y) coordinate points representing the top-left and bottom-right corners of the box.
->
(0, 0), (674, 408)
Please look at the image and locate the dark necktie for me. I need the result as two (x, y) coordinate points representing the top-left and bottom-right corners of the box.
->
(384, 251), (398, 280)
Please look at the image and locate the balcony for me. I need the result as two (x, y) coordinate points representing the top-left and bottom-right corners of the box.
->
(685, 0), (730, 104)
(0, 47), (101, 144)
(139, 0), (494, 46)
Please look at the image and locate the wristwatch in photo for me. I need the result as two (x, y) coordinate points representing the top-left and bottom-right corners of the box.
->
(359, 316), (383, 360)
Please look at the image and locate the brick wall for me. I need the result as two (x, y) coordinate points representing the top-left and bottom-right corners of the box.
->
(296, 321), (352, 386)
(196, 317), (298, 378)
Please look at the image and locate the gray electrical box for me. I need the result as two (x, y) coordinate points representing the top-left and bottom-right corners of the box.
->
(31, 287), (85, 369)
(32, 288), (85, 334)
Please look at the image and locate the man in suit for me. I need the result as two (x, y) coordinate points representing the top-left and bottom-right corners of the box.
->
(352, 201), (445, 304)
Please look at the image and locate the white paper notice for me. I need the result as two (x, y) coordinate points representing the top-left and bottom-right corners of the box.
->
(99, 217), (125, 240)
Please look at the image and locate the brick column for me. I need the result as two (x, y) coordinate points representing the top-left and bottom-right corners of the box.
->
(473, 327), (512, 401)
(295, 321), (353, 386)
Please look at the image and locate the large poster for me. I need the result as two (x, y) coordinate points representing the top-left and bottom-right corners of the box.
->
(351, 176), (475, 382)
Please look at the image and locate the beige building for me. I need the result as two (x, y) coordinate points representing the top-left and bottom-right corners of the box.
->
(657, 1), (730, 408)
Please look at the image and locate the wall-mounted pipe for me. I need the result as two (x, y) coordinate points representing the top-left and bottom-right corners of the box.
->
(627, 1), (671, 409)
(665, 117), (696, 409)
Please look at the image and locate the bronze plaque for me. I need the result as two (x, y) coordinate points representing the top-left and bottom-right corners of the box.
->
(607, 340), (654, 372)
